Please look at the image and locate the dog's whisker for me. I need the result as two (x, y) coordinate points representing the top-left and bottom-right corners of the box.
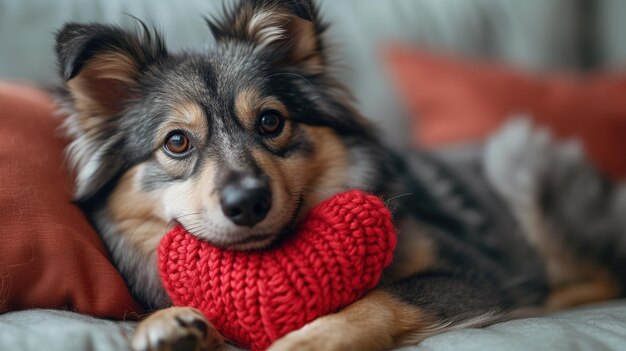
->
(167, 213), (203, 227)
(384, 193), (414, 206)
(172, 212), (202, 221)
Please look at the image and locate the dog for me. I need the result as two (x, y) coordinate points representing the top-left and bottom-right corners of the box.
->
(54, 0), (626, 350)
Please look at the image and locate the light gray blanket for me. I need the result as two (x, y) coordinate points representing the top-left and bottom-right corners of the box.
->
(2, 301), (626, 351)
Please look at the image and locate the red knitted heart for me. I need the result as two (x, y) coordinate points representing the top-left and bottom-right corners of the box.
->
(158, 190), (396, 351)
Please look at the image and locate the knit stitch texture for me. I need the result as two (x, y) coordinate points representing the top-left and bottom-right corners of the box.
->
(158, 190), (397, 351)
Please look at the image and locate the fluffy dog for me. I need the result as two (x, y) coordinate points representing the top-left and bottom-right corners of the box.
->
(54, 0), (626, 350)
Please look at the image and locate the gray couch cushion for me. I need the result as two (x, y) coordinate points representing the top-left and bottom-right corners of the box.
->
(3, 301), (626, 351)
(0, 309), (135, 351)
(403, 300), (626, 351)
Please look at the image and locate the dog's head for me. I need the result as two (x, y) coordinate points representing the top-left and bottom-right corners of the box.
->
(56, 0), (374, 250)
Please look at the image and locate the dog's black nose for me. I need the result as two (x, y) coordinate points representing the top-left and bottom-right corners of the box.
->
(220, 179), (272, 227)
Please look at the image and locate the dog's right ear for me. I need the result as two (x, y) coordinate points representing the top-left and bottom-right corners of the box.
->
(207, 0), (327, 72)
(55, 22), (167, 201)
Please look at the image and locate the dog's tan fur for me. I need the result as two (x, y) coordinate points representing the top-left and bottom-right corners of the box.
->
(502, 182), (622, 311)
(384, 218), (439, 283)
(545, 270), (622, 311)
(267, 291), (436, 351)
(108, 172), (163, 256)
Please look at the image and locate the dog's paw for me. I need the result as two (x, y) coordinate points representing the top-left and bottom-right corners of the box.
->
(267, 319), (362, 351)
(131, 307), (223, 351)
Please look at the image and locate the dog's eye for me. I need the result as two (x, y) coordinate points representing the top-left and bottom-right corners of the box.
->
(258, 110), (284, 136)
(164, 132), (191, 155)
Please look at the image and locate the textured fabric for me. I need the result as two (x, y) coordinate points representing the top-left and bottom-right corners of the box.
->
(403, 300), (626, 351)
(3, 301), (626, 351)
(0, 310), (137, 351)
(386, 47), (626, 180)
(0, 82), (142, 318)
(159, 191), (397, 351)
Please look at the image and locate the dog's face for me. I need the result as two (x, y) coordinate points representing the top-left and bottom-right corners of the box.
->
(56, 0), (372, 250)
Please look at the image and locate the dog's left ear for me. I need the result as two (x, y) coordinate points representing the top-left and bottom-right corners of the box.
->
(55, 22), (167, 201)
(56, 22), (167, 119)
(208, 0), (327, 72)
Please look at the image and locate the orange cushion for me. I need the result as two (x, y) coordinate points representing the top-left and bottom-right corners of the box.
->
(386, 47), (626, 180)
(0, 82), (142, 319)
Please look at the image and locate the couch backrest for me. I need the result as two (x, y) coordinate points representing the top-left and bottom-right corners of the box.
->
(1, 0), (623, 145)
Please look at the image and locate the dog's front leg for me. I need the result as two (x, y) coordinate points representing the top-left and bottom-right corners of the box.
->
(267, 290), (435, 351)
(131, 306), (224, 351)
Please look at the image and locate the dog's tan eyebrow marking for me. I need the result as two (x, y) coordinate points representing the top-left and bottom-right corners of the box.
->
(234, 87), (289, 129)
(234, 87), (260, 127)
(155, 101), (208, 148)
